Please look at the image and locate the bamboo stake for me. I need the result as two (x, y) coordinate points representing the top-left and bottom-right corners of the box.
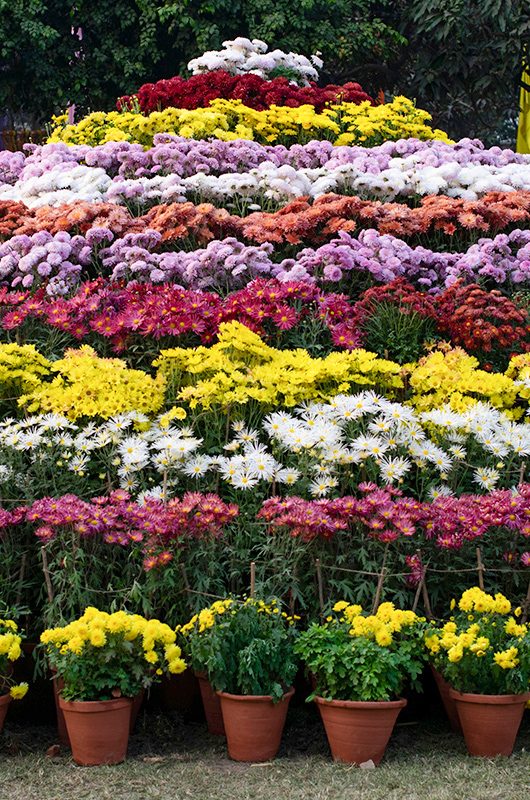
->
(250, 561), (256, 598)
(40, 546), (54, 605)
(421, 577), (433, 619)
(476, 547), (485, 590)
(372, 545), (389, 613)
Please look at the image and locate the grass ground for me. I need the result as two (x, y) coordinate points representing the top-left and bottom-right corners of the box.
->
(1, 704), (530, 800)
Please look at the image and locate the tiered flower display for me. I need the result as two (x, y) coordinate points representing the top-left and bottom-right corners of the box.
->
(1, 39), (530, 759)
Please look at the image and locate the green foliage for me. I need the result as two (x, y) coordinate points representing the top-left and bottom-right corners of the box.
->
(400, 0), (530, 142)
(188, 599), (299, 701)
(295, 605), (427, 701)
(361, 302), (438, 365)
(0, 1), (168, 123)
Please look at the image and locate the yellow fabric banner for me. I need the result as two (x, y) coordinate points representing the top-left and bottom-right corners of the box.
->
(517, 68), (530, 154)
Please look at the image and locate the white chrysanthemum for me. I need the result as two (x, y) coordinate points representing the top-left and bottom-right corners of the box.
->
(473, 467), (500, 491)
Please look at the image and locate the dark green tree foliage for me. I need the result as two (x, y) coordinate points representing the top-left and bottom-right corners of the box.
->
(158, 0), (405, 84)
(400, 0), (530, 142)
(0, 0), (168, 123)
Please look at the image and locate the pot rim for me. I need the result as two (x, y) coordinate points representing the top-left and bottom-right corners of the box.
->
(216, 686), (295, 703)
(0, 692), (12, 705)
(448, 689), (530, 704)
(314, 695), (407, 710)
(58, 695), (134, 711)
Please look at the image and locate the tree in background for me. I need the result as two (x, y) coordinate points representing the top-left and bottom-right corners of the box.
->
(400, 0), (529, 143)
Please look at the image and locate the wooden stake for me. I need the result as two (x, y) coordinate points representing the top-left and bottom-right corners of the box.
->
(421, 577), (433, 619)
(315, 559), (325, 617)
(250, 561), (256, 598)
(40, 546), (54, 605)
(372, 545), (389, 613)
(476, 547), (485, 590)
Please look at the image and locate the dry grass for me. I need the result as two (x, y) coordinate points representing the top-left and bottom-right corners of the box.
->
(2, 707), (530, 800)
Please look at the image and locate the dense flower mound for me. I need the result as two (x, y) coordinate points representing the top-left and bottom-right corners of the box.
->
(117, 70), (372, 114)
(48, 97), (450, 148)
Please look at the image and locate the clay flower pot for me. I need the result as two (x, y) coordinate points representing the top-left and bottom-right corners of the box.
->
(449, 689), (530, 757)
(195, 671), (225, 736)
(0, 693), (11, 733)
(430, 666), (462, 733)
(315, 696), (407, 765)
(58, 695), (133, 766)
(217, 687), (294, 762)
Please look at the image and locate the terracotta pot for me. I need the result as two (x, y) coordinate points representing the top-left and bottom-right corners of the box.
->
(52, 674), (70, 748)
(58, 695), (133, 766)
(449, 689), (530, 757)
(217, 687), (294, 762)
(0, 692), (11, 733)
(195, 671), (225, 736)
(130, 689), (145, 733)
(430, 666), (462, 733)
(315, 696), (407, 765)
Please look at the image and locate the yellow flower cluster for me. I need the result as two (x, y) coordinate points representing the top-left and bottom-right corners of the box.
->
(425, 588), (527, 669)
(458, 587), (512, 614)
(0, 343), (51, 399)
(19, 345), (165, 420)
(330, 601), (418, 647)
(48, 97), (451, 148)
(155, 321), (403, 410)
(178, 599), (234, 636)
(407, 349), (521, 414)
(0, 618), (29, 701)
(41, 607), (187, 674)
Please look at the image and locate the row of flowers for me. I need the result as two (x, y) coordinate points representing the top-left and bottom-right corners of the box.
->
(1, 389), (530, 503)
(3, 328), (530, 420)
(3, 192), (530, 249)
(2, 589), (530, 765)
(2, 137), (521, 185)
(48, 97), (450, 149)
(117, 70), (372, 114)
(1, 482), (528, 559)
(2, 225), (530, 298)
(6, 149), (530, 209)
(1, 278), (528, 369)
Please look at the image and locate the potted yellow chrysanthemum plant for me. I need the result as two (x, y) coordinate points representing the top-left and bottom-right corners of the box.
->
(295, 601), (426, 765)
(0, 617), (28, 732)
(426, 587), (530, 757)
(40, 607), (186, 766)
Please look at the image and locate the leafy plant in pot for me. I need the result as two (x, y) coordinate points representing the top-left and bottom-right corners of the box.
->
(426, 587), (530, 757)
(40, 607), (187, 765)
(295, 601), (426, 765)
(0, 617), (29, 732)
(194, 597), (299, 762)
(177, 598), (236, 736)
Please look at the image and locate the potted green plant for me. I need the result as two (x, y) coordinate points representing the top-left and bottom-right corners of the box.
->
(295, 601), (426, 765)
(177, 599), (236, 736)
(40, 607), (186, 765)
(426, 587), (530, 757)
(0, 616), (28, 732)
(193, 597), (299, 762)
